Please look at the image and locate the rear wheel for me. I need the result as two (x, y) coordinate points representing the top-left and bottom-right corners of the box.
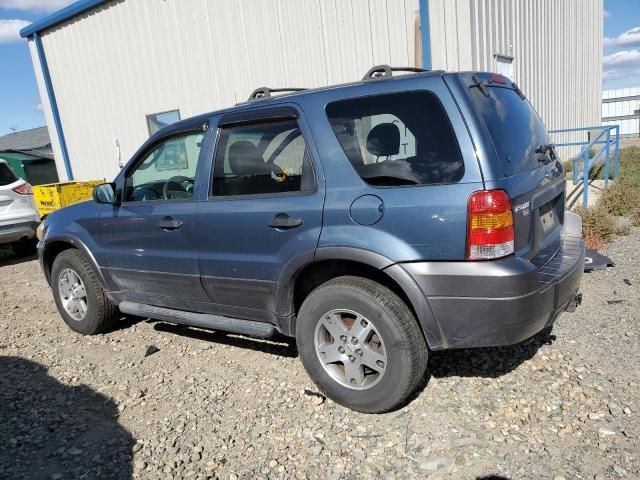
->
(51, 249), (119, 335)
(296, 276), (428, 413)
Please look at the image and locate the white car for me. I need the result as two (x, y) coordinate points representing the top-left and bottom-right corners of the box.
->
(0, 159), (40, 256)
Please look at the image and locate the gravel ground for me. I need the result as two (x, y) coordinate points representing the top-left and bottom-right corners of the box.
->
(0, 230), (638, 480)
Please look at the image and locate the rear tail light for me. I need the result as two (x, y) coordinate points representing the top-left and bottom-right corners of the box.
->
(13, 183), (33, 195)
(467, 189), (514, 260)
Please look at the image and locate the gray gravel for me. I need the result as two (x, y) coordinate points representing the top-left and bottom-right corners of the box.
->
(0, 229), (638, 479)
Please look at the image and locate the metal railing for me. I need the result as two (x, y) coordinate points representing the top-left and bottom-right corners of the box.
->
(549, 125), (620, 208)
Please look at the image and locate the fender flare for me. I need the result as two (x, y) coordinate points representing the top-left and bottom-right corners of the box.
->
(278, 246), (445, 349)
(41, 234), (112, 291)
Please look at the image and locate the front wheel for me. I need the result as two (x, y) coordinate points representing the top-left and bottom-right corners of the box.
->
(51, 249), (119, 335)
(296, 276), (428, 413)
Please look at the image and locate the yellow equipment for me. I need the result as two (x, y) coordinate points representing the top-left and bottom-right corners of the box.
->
(33, 180), (104, 217)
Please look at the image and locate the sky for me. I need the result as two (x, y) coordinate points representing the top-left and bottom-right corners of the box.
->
(603, 0), (640, 90)
(0, 0), (75, 136)
(0, 0), (638, 136)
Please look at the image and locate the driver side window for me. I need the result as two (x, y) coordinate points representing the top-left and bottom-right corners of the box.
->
(124, 131), (203, 202)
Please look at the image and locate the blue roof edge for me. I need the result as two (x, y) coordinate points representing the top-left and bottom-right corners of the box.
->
(20, 0), (105, 37)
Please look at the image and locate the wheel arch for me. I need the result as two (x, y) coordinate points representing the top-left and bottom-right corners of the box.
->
(41, 236), (109, 291)
(281, 247), (445, 349)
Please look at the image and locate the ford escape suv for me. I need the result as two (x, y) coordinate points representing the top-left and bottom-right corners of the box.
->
(38, 66), (584, 413)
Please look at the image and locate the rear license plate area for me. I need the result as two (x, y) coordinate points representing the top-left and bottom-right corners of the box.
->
(539, 200), (560, 235)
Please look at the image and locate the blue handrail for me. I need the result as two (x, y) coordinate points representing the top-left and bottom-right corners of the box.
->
(549, 125), (620, 208)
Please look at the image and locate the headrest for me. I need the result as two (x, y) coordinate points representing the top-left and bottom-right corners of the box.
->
(228, 141), (267, 176)
(366, 123), (400, 157)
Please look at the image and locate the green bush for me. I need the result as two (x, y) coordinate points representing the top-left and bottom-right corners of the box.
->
(571, 146), (640, 248)
(616, 146), (640, 188)
(574, 204), (616, 250)
(601, 182), (640, 217)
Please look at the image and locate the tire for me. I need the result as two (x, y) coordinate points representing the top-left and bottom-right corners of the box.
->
(296, 276), (428, 413)
(11, 237), (37, 257)
(51, 249), (119, 335)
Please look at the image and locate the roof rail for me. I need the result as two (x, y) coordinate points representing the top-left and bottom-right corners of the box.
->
(362, 65), (427, 81)
(247, 87), (307, 101)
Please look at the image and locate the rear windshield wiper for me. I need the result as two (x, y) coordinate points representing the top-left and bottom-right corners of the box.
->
(535, 144), (557, 163)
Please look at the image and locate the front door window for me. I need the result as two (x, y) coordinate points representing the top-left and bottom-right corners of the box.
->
(124, 131), (204, 202)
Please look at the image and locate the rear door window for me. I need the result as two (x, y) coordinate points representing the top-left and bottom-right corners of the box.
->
(470, 83), (550, 176)
(212, 118), (315, 197)
(0, 163), (19, 186)
(326, 91), (464, 187)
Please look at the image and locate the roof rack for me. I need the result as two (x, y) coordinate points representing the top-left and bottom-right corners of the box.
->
(362, 65), (427, 81)
(247, 87), (307, 101)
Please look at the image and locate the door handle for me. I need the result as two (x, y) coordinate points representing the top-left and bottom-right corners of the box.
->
(269, 213), (303, 230)
(158, 216), (183, 230)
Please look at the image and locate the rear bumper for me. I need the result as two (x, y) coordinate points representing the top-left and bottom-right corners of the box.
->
(0, 221), (38, 245)
(401, 212), (585, 349)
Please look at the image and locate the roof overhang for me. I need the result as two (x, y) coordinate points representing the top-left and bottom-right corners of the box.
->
(1, 148), (54, 160)
(20, 0), (105, 38)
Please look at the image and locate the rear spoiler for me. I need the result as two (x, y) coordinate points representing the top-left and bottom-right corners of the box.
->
(471, 74), (525, 100)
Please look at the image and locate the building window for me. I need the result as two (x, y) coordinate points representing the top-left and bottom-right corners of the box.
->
(146, 110), (181, 136)
(494, 54), (514, 80)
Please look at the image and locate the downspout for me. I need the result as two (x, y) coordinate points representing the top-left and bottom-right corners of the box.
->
(33, 32), (74, 180)
(419, 0), (432, 70)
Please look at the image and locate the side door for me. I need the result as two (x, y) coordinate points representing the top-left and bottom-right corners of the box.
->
(194, 106), (325, 323)
(99, 127), (211, 308)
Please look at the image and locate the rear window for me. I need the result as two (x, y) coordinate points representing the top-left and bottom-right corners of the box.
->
(0, 163), (19, 186)
(470, 85), (550, 176)
(326, 91), (464, 187)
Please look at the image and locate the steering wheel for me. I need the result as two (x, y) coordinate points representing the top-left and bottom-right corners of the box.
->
(163, 176), (194, 200)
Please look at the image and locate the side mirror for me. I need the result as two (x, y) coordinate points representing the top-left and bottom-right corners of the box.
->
(93, 183), (118, 205)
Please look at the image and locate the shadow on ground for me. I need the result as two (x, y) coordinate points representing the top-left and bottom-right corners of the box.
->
(429, 327), (555, 379)
(0, 247), (37, 267)
(153, 322), (298, 358)
(0, 356), (134, 480)
(137, 315), (553, 413)
(398, 327), (555, 410)
(150, 322), (554, 379)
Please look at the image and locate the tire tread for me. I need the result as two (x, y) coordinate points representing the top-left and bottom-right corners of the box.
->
(53, 249), (118, 335)
(297, 275), (428, 413)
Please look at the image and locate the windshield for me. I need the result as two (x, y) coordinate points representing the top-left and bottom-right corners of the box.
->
(0, 163), (19, 186)
(470, 84), (550, 176)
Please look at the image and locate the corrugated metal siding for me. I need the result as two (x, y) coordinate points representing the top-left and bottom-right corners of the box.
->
(429, 0), (603, 159)
(32, 0), (419, 181)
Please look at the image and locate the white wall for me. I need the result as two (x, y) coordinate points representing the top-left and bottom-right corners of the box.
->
(30, 0), (420, 181)
(32, 0), (606, 176)
(428, 0), (604, 158)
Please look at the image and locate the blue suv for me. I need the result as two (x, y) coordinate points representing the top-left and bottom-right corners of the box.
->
(38, 67), (584, 412)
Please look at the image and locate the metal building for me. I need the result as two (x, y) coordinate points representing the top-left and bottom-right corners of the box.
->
(602, 87), (640, 137)
(21, 0), (604, 181)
